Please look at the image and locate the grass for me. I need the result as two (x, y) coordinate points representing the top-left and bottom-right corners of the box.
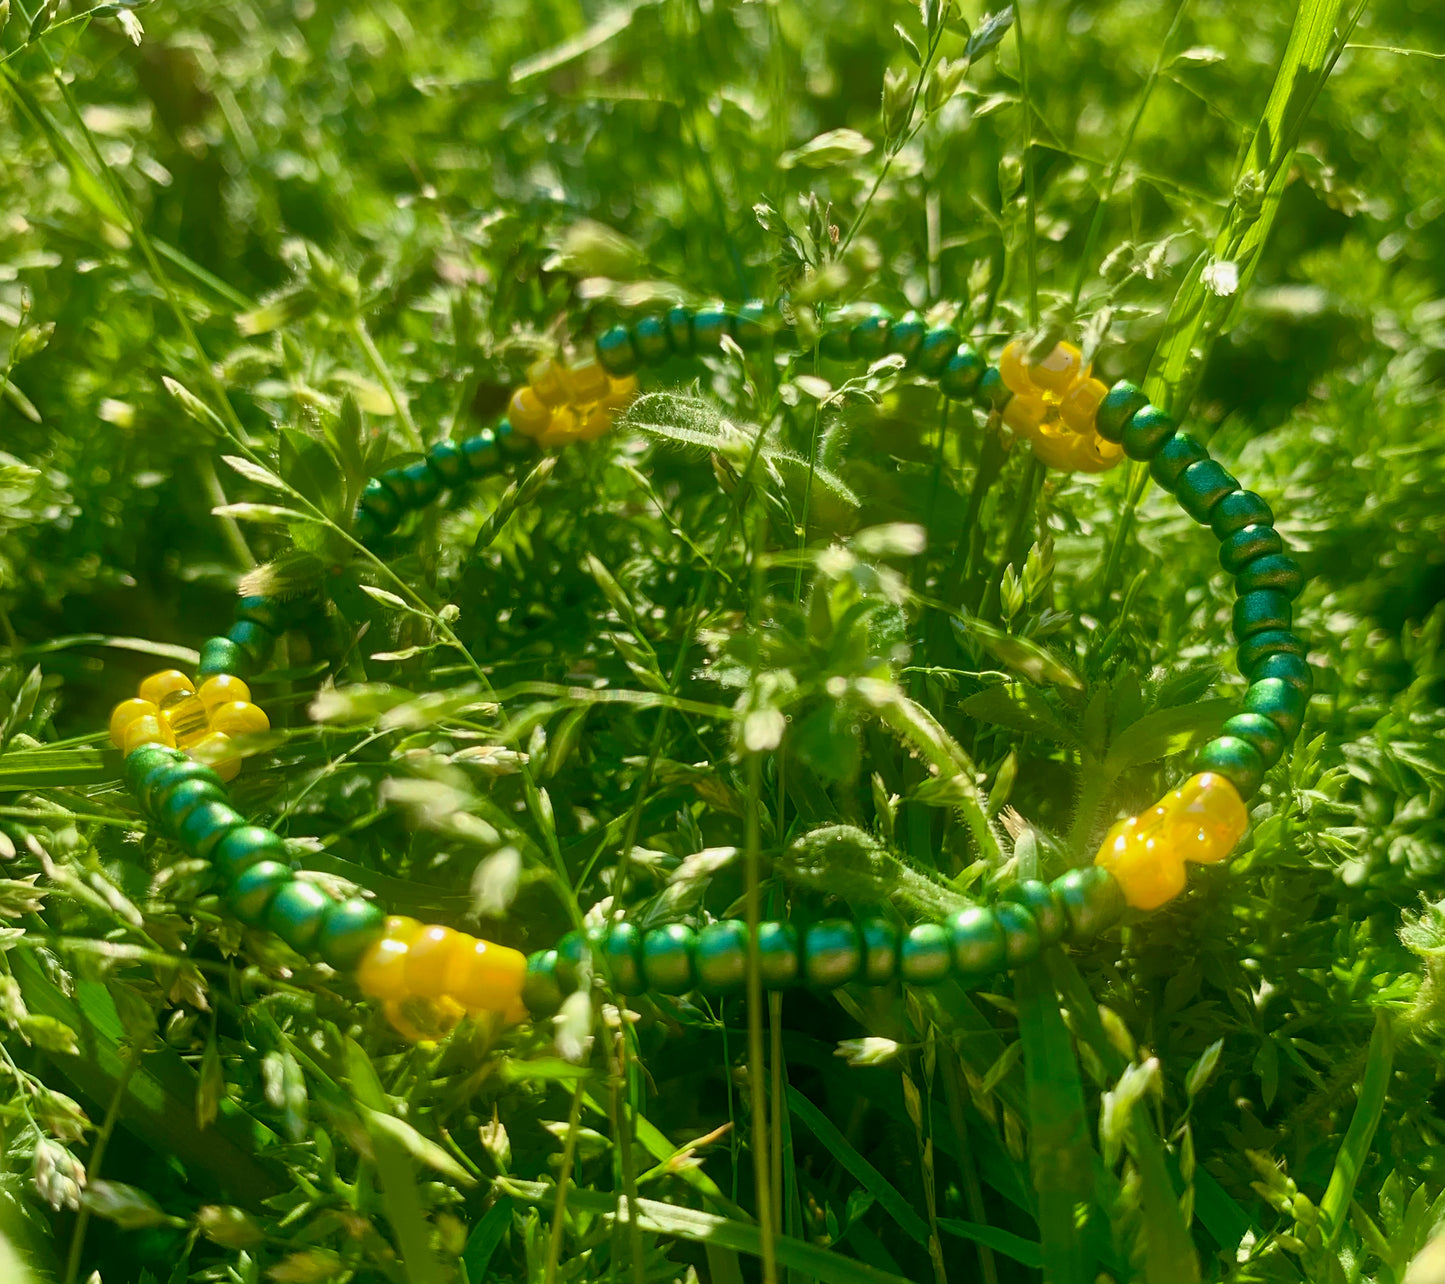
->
(2, 0), (1445, 1281)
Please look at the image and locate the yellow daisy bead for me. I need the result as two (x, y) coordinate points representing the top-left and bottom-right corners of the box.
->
(404, 925), (470, 999)
(122, 714), (175, 756)
(161, 694), (212, 748)
(357, 937), (413, 1000)
(1068, 435), (1125, 474)
(197, 674), (252, 712)
(109, 698), (159, 749)
(1059, 376), (1109, 435)
(539, 405), (580, 448)
(1028, 340), (1088, 395)
(1002, 391), (1048, 440)
(444, 936), (528, 1016)
(210, 700), (271, 736)
(1165, 772), (1249, 865)
(576, 404), (612, 442)
(561, 358), (610, 404)
(381, 995), (466, 1043)
(189, 731), (241, 782)
(601, 374), (637, 411)
(998, 340), (1037, 396)
(508, 386), (553, 438)
(138, 669), (195, 706)
(1029, 430), (1083, 472)
(526, 358), (568, 407)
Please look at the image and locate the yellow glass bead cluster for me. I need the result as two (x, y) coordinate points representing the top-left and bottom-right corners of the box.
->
(999, 339), (1125, 474)
(355, 916), (528, 1040)
(1092, 772), (1248, 910)
(507, 355), (638, 448)
(108, 670), (269, 781)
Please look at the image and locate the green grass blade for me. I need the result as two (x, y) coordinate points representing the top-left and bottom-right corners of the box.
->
(936, 1219), (1043, 1270)
(1127, 1103), (1200, 1284)
(461, 1197), (513, 1282)
(1319, 1012), (1395, 1249)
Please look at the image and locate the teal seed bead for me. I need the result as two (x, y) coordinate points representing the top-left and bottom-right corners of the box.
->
(177, 801), (245, 859)
(264, 880), (334, 954)
(1233, 589), (1292, 641)
(359, 477), (404, 530)
(630, 315), (672, 365)
(1237, 628), (1306, 674)
(733, 301), (770, 351)
(995, 903), (1041, 969)
(665, 306), (695, 355)
(818, 326), (853, 361)
(198, 636), (247, 679)
(1210, 491), (1274, 540)
(227, 620), (275, 672)
(915, 326), (961, 377)
(900, 923), (952, 985)
(1251, 652), (1312, 698)
(939, 346), (986, 399)
(1121, 405), (1177, 461)
(948, 907), (1006, 976)
(691, 308), (732, 351)
(1052, 867), (1125, 940)
(387, 462), (440, 508)
(556, 930), (589, 980)
(125, 744), (182, 799)
(1221, 712), (1285, 769)
(460, 428), (502, 477)
(227, 860), (292, 927)
(1175, 460), (1239, 523)
(1244, 676), (1309, 740)
(523, 950), (565, 1015)
(1236, 553), (1304, 600)
(974, 366), (1011, 411)
(851, 311), (893, 361)
(595, 325), (640, 376)
(494, 418), (538, 462)
(1220, 524), (1284, 574)
(352, 509), (383, 544)
(426, 440), (468, 487)
(756, 921), (801, 988)
(1195, 735), (1266, 800)
(1095, 381), (1149, 444)
(803, 920), (862, 988)
(602, 923), (645, 995)
(142, 759), (223, 814)
(158, 778), (226, 836)
(212, 825), (288, 883)
(236, 596), (288, 635)
(1003, 880), (1066, 947)
(641, 924), (697, 995)
(316, 898), (387, 971)
(695, 920), (750, 993)
(860, 919), (900, 985)
(1149, 432), (1209, 490)
(887, 316), (926, 362)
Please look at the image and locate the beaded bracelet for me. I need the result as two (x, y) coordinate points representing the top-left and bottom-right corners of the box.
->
(106, 301), (1311, 1040)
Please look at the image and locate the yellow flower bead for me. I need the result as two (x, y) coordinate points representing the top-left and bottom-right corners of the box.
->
(210, 700), (270, 736)
(357, 937), (413, 1000)
(1059, 376), (1109, 435)
(189, 731), (241, 782)
(444, 936), (528, 1016)
(539, 405), (580, 448)
(122, 714), (175, 755)
(1068, 435), (1125, 474)
(1028, 341), (1087, 395)
(404, 925), (469, 999)
(998, 340), (1037, 396)
(109, 698), (159, 749)
(575, 404), (612, 442)
(381, 995), (466, 1043)
(508, 386), (553, 438)
(526, 358), (568, 407)
(1002, 391), (1048, 440)
(1029, 430), (1083, 472)
(139, 669), (195, 706)
(161, 694), (212, 748)
(561, 358), (610, 404)
(197, 674), (252, 712)
(601, 374), (638, 411)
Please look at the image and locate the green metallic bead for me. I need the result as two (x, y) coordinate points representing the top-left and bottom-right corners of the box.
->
(818, 326), (853, 361)
(974, 366), (1011, 411)
(495, 418), (538, 462)
(595, 325), (639, 376)
(695, 919), (750, 993)
(264, 879), (335, 954)
(1121, 405), (1176, 461)
(803, 920), (862, 988)
(630, 315), (673, 365)
(665, 306), (695, 355)
(1096, 381), (1149, 444)
(125, 744), (183, 799)
(1210, 490), (1274, 540)
(352, 509), (382, 545)
(887, 316), (926, 363)
(359, 477), (404, 530)
(691, 308), (732, 351)
(1220, 523), (1284, 574)
(460, 428), (501, 477)
(142, 759), (223, 815)
(641, 924), (697, 995)
(236, 595), (289, 635)
(1244, 676), (1309, 740)
(158, 778), (227, 836)
(227, 860), (292, 927)
(859, 919), (899, 985)
(1222, 712), (1285, 769)
(1233, 589), (1292, 642)
(1250, 652), (1313, 698)
(316, 898), (387, 971)
(1148, 432), (1209, 490)
(756, 921), (801, 988)
(397, 462), (444, 508)
(523, 950), (566, 1016)
(1052, 867), (1125, 940)
(733, 301), (771, 351)
(915, 326), (961, 377)
(851, 310), (894, 361)
(198, 636), (247, 680)
(947, 907), (1006, 976)
(1195, 734), (1266, 800)
(602, 923), (645, 995)
(177, 801), (245, 860)
(1175, 460), (1239, 524)
(556, 930), (589, 981)
(995, 902), (1041, 969)
(900, 923), (952, 985)
(939, 346), (985, 399)
(1237, 628), (1306, 675)
(227, 620), (275, 672)
(1003, 880), (1067, 948)
(426, 440), (468, 487)
(1236, 553), (1304, 600)
(212, 825), (288, 883)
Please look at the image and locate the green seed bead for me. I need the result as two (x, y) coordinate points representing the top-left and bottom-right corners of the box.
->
(665, 306), (695, 355)
(1236, 553), (1304, 600)
(1149, 432), (1209, 490)
(641, 924), (697, 995)
(1121, 405), (1176, 461)
(1221, 712), (1285, 768)
(227, 859), (292, 927)
(1096, 381), (1149, 444)
(974, 366), (1011, 411)
(158, 778), (227, 836)
(316, 898), (387, 971)
(1250, 652), (1313, 698)
(359, 477), (404, 530)
(860, 919), (899, 985)
(392, 461), (442, 508)
(142, 759), (223, 815)
(198, 636), (247, 680)
(1243, 676), (1309, 740)
(803, 920), (862, 988)
(603, 923), (645, 995)
(948, 907), (1006, 976)
(556, 929), (589, 979)
(915, 326), (961, 377)
(1052, 867), (1125, 940)
(495, 418), (538, 462)
(595, 325), (639, 376)
(264, 879), (334, 954)
(177, 801), (245, 859)
(851, 311), (893, 361)
(1237, 629), (1306, 675)
(1003, 880), (1067, 948)
(1195, 735), (1266, 800)
(426, 440), (468, 487)
(695, 920), (750, 993)
(1233, 590), (1292, 642)
(900, 923), (952, 985)
(523, 949), (565, 1016)
(691, 308), (732, 351)
(460, 428), (501, 477)
(1175, 460), (1239, 524)
(756, 921), (801, 988)
(236, 596), (288, 635)
(212, 825), (288, 883)
(125, 744), (183, 799)
(995, 902), (1042, 969)
(1220, 524), (1284, 574)
(227, 620), (275, 672)
(939, 346), (986, 399)
(733, 301), (770, 351)
(630, 315), (672, 365)
(818, 326), (853, 361)
(887, 316), (926, 363)
(352, 509), (383, 544)
(1210, 491), (1274, 540)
